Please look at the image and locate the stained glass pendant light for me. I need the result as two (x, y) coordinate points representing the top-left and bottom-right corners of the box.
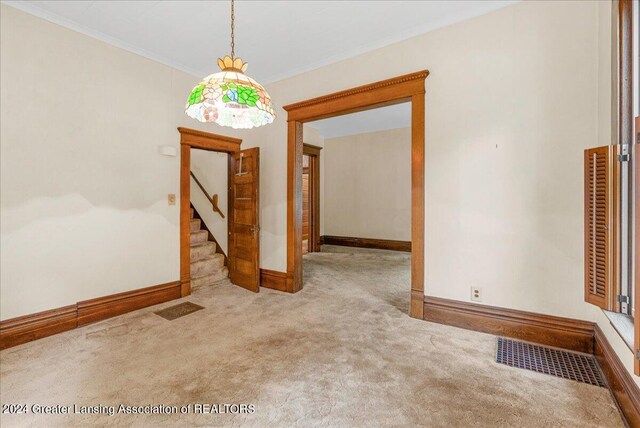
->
(185, 0), (275, 129)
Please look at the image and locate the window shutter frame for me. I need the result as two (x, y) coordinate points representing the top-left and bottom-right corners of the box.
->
(584, 145), (618, 311)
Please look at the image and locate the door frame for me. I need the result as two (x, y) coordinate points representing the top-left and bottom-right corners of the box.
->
(282, 70), (429, 318)
(178, 127), (242, 297)
(303, 144), (321, 253)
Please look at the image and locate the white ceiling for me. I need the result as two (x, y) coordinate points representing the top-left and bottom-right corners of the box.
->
(308, 103), (411, 139)
(3, 0), (517, 84)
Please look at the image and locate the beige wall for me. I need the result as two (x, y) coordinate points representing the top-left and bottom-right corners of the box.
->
(249, 0), (600, 319)
(191, 150), (228, 253)
(1, 1), (637, 384)
(236, 0), (636, 383)
(322, 127), (411, 241)
(303, 126), (325, 149)
(0, 4), (234, 319)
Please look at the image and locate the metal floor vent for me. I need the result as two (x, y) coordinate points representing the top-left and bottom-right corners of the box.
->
(496, 338), (606, 388)
(154, 302), (204, 321)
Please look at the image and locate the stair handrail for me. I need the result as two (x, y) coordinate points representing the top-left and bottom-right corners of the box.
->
(190, 171), (225, 219)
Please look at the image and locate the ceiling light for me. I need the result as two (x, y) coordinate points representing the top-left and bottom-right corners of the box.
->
(185, 0), (275, 129)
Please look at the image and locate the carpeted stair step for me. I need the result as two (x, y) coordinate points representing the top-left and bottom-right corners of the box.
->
(190, 207), (194, 219)
(190, 254), (225, 277)
(190, 219), (201, 233)
(190, 230), (208, 245)
(190, 241), (217, 262)
(191, 267), (229, 288)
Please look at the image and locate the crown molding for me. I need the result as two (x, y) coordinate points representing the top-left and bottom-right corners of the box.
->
(1, 1), (206, 79)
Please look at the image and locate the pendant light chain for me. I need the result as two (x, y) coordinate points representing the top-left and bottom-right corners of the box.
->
(230, 0), (235, 59)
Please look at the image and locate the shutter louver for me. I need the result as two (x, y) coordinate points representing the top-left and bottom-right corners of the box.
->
(584, 146), (616, 310)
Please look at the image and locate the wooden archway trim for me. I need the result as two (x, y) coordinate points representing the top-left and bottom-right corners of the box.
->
(177, 127), (242, 297)
(178, 127), (242, 152)
(284, 70), (428, 121)
(282, 70), (429, 319)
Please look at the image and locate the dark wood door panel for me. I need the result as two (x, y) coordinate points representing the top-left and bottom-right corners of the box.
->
(228, 148), (260, 292)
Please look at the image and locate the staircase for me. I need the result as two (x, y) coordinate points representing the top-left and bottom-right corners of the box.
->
(190, 207), (228, 287)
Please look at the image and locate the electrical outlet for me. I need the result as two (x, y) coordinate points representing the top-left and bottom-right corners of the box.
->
(168, 193), (176, 206)
(471, 287), (482, 302)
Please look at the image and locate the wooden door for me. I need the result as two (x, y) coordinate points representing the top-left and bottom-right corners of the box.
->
(228, 148), (260, 292)
(303, 145), (321, 253)
(302, 155), (310, 254)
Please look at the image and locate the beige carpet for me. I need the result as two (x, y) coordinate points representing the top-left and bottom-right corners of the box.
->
(0, 246), (623, 427)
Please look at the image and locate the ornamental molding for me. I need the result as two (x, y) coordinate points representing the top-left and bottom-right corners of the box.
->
(177, 127), (242, 145)
(282, 70), (429, 112)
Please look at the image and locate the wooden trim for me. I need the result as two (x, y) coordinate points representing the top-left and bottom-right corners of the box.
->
(285, 71), (427, 318)
(283, 71), (429, 122)
(423, 296), (595, 353)
(286, 120), (304, 293)
(260, 269), (288, 292)
(321, 235), (411, 252)
(595, 325), (640, 426)
(0, 281), (181, 350)
(410, 92), (426, 319)
(179, 128), (241, 299)
(77, 281), (181, 326)
(0, 306), (77, 350)
(180, 144), (191, 297)
(303, 144), (322, 156)
(177, 127), (242, 152)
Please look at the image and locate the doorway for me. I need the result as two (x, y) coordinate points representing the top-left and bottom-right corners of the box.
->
(178, 127), (261, 295)
(282, 71), (428, 318)
(303, 144), (321, 254)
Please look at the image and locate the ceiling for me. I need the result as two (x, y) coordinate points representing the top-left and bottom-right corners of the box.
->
(308, 103), (411, 139)
(4, 0), (516, 84)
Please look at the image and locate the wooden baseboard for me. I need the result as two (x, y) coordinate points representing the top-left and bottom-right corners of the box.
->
(0, 305), (78, 350)
(320, 235), (411, 252)
(260, 269), (288, 292)
(423, 296), (640, 426)
(423, 296), (595, 353)
(594, 325), (640, 426)
(77, 281), (181, 326)
(0, 281), (181, 350)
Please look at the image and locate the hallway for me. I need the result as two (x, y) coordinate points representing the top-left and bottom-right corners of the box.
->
(0, 247), (622, 427)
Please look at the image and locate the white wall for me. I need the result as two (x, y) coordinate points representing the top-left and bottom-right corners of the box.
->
(235, 1), (638, 383)
(303, 125), (325, 149)
(322, 127), (411, 241)
(1, 1), (637, 384)
(247, 0), (600, 319)
(0, 4), (240, 319)
(190, 149), (228, 253)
